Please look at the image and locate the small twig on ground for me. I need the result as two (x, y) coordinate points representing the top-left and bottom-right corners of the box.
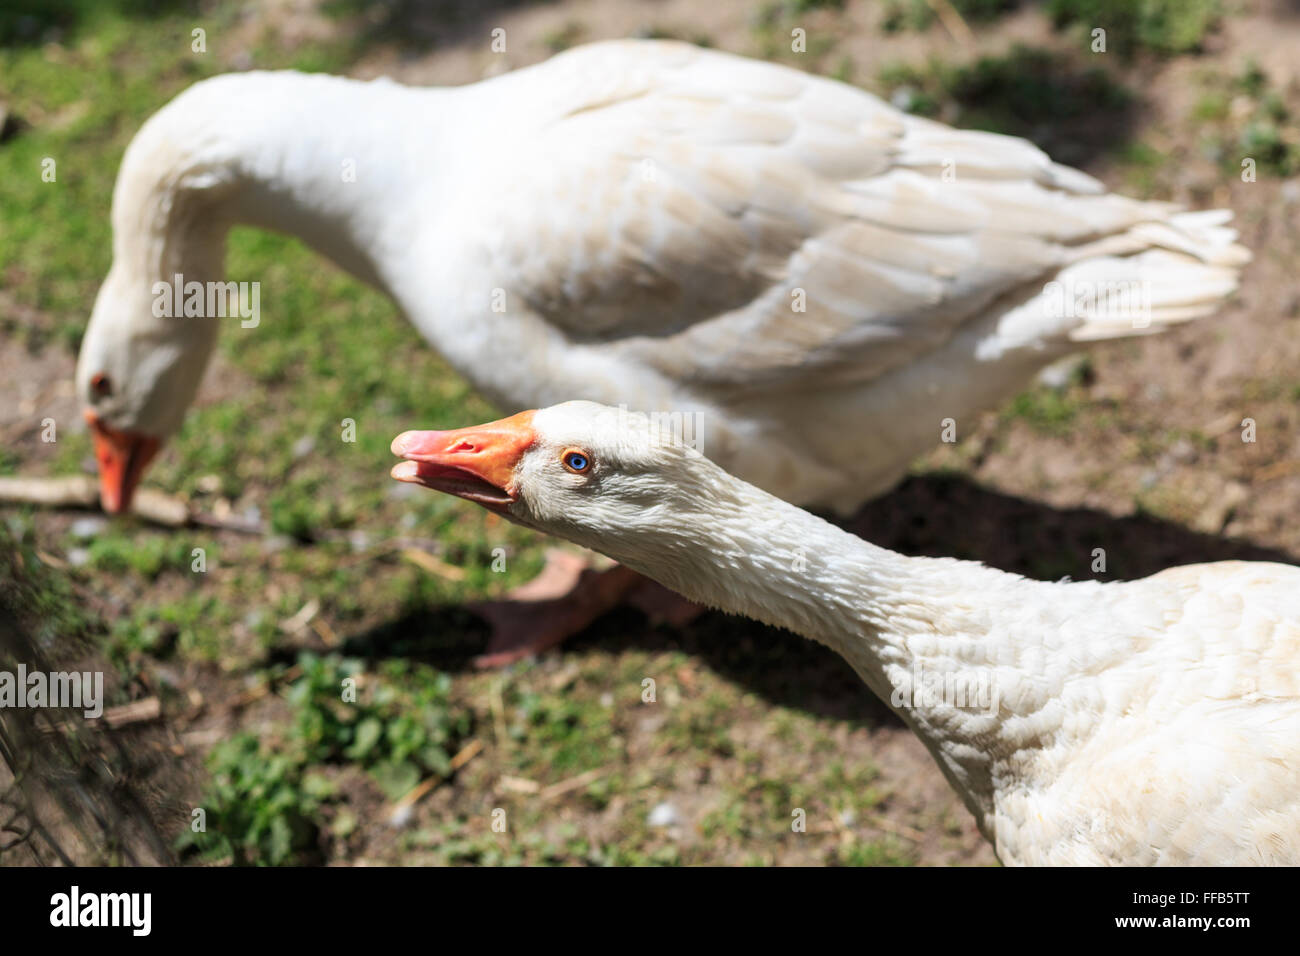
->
(1254, 459), (1300, 483)
(924, 0), (975, 45)
(865, 813), (926, 842)
(539, 767), (606, 801)
(279, 599), (321, 634)
(449, 739), (485, 773)
(0, 475), (99, 509)
(401, 547), (468, 581)
(386, 739), (485, 826)
(103, 697), (162, 729)
(310, 616), (340, 647)
(490, 678), (508, 747)
(497, 775), (541, 795)
(41, 697), (161, 733)
(0, 475), (247, 532)
(0, 477), (462, 554)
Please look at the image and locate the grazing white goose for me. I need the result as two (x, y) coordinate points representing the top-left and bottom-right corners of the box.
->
(391, 401), (1300, 865)
(77, 40), (1248, 662)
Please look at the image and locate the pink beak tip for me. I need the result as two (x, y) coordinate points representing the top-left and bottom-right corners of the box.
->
(390, 460), (419, 481)
(391, 431), (420, 456)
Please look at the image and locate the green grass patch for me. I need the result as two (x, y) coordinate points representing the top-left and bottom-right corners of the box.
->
(179, 651), (470, 864)
(1001, 385), (1086, 437)
(1045, 0), (1220, 57)
(1191, 61), (1300, 178)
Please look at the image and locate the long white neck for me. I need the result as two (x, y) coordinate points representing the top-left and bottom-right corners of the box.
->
(109, 70), (453, 300)
(591, 463), (1128, 832)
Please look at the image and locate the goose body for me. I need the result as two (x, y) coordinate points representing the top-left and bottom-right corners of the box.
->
(78, 39), (1249, 514)
(391, 401), (1300, 865)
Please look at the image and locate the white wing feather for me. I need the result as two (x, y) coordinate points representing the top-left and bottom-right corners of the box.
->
(464, 41), (1247, 398)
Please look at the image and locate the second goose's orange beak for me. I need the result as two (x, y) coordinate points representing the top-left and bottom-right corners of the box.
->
(390, 410), (536, 513)
(85, 410), (161, 514)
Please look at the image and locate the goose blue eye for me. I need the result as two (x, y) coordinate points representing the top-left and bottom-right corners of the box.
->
(562, 450), (590, 473)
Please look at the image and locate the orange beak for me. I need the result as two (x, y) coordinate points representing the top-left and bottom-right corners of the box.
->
(85, 410), (162, 514)
(390, 409), (536, 514)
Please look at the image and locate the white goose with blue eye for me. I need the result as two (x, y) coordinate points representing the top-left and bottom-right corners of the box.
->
(76, 40), (1250, 663)
(391, 401), (1300, 866)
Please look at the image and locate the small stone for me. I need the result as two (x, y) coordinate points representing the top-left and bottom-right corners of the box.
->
(647, 802), (679, 828)
(387, 804), (414, 829)
(67, 547), (90, 567)
(292, 435), (316, 459)
(1169, 439), (1196, 464)
(196, 474), (222, 494)
(69, 516), (107, 540)
(638, 714), (665, 734)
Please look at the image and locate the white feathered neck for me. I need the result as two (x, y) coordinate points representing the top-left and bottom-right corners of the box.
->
(109, 70), (441, 293)
(545, 435), (1146, 836)
(521, 407), (1298, 863)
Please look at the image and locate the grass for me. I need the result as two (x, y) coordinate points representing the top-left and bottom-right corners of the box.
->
(1191, 61), (1300, 179)
(179, 652), (470, 864)
(1044, 0), (1220, 57)
(1001, 386), (1085, 437)
(0, 519), (98, 655)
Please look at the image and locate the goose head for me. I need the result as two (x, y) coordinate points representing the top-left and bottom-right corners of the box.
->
(76, 264), (220, 513)
(390, 401), (729, 570)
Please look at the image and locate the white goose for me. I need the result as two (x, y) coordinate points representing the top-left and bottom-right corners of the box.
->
(77, 40), (1248, 662)
(391, 401), (1300, 865)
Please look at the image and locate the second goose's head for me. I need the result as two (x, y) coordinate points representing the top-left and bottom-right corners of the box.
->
(390, 401), (743, 577)
(76, 264), (222, 513)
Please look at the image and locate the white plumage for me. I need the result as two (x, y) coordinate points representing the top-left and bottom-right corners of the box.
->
(392, 401), (1300, 865)
(79, 40), (1248, 513)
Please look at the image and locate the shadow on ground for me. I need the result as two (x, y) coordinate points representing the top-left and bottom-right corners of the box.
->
(324, 0), (549, 53)
(351, 472), (1298, 728)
